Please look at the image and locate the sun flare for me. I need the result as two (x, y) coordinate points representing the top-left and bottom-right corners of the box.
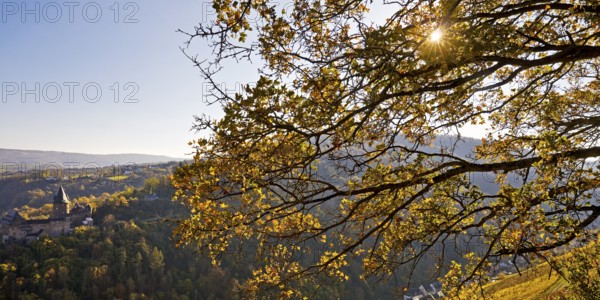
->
(430, 28), (442, 42)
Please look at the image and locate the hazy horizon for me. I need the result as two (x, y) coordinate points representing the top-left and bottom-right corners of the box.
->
(0, 147), (186, 159)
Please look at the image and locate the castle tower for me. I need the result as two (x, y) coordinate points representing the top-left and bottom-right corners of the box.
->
(52, 186), (70, 219)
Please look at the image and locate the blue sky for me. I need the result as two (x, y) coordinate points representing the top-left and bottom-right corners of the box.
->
(0, 1), (486, 159)
(0, 1), (251, 158)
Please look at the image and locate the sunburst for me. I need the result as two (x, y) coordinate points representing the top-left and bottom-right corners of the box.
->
(430, 28), (443, 42)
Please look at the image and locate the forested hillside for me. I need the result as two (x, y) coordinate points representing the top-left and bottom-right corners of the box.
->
(0, 178), (444, 299)
(0, 162), (177, 213)
(1, 153), (597, 299)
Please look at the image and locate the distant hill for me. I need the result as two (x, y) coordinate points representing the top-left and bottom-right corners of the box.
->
(0, 148), (184, 168)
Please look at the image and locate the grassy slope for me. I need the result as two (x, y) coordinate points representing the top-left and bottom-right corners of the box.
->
(482, 238), (600, 300)
(484, 262), (568, 299)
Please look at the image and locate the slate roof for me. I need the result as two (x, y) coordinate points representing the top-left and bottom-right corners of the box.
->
(53, 186), (70, 204)
(2, 210), (24, 224)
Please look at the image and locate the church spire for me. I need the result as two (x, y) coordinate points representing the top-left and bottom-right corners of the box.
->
(53, 186), (70, 204)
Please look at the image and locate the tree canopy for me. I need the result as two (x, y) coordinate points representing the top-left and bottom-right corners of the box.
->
(172, 0), (600, 297)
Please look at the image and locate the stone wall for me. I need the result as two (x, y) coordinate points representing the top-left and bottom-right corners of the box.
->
(2, 218), (71, 243)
